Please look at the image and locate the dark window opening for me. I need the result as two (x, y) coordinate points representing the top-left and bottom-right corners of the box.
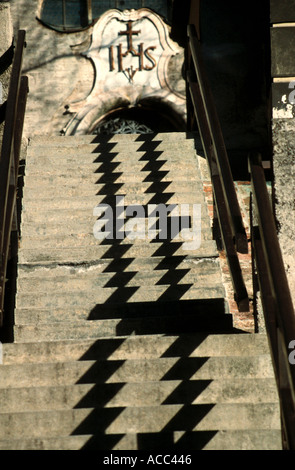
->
(37, 0), (172, 33)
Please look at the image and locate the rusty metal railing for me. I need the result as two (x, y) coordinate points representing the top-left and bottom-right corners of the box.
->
(0, 30), (28, 327)
(187, 24), (249, 312)
(249, 152), (295, 450)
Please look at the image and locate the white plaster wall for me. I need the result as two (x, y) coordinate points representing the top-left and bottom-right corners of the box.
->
(9, 0), (94, 137)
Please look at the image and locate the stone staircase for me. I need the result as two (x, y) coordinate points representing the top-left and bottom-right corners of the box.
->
(0, 132), (282, 449)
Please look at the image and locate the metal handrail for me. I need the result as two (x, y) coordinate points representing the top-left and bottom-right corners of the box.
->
(187, 24), (249, 312)
(249, 153), (295, 450)
(0, 30), (28, 326)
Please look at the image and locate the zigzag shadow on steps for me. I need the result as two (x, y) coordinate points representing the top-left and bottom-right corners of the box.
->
(77, 430), (219, 450)
(69, 134), (232, 449)
(71, 332), (219, 450)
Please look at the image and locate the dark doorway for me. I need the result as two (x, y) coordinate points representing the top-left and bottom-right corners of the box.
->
(199, 0), (271, 179)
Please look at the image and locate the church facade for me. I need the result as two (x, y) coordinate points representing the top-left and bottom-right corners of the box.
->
(9, 1), (186, 137)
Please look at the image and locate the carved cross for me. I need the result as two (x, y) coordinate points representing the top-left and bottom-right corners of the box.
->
(119, 21), (141, 54)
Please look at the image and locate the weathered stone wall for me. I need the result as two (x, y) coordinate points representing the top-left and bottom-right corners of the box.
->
(272, 120), (295, 301)
(0, 2), (13, 141)
(270, 2), (295, 304)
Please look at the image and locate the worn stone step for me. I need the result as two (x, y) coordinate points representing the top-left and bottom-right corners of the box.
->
(0, 402), (281, 439)
(23, 173), (202, 189)
(21, 192), (206, 211)
(24, 151), (200, 169)
(2, 334), (273, 365)
(0, 378), (279, 413)
(0, 355), (276, 388)
(28, 132), (197, 146)
(19, 219), (211, 240)
(20, 206), (210, 231)
(24, 159), (200, 176)
(0, 429), (282, 450)
(17, 257), (221, 282)
(21, 200), (208, 222)
(19, 231), (213, 251)
(15, 281), (225, 308)
(16, 265), (222, 291)
(13, 312), (232, 342)
(18, 240), (218, 264)
(14, 294), (227, 324)
(25, 147), (198, 167)
(19, 225), (212, 245)
(17, 257), (220, 278)
(26, 140), (196, 157)
(21, 180), (202, 198)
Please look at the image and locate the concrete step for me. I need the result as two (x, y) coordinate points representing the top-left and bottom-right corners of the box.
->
(2, 334), (273, 365)
(0, 354), (276, 388)
(0, 429), (282, 450)
(0, 403), (281, 440)
(18, 240), (218, 264)
(13, 312), (232, 342)
(0, 378), (279, 413)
